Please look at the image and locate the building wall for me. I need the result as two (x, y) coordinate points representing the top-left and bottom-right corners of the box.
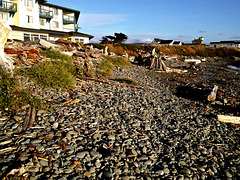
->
(1, 0), (91, 43)
(210, 43), (240, 48)
(0, 0), (15, 25)
(17, 0), (40, 29)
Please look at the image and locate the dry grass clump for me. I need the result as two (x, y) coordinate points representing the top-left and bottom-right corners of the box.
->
(97, 43), (240, 58)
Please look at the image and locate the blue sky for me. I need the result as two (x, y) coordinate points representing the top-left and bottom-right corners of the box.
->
(48, 0), (240, 44)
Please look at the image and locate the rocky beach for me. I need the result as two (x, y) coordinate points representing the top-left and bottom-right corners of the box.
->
(0, 54), (239, 179)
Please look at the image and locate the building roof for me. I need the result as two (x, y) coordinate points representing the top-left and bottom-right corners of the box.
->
(159, 40), (174, 44)
(173, 41), (181, 44)
(153, 38), (162, 42)
(10, 25), (94, 39)
(210, 41), (240, 44)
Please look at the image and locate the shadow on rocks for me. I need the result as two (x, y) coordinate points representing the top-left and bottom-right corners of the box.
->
(175, 85), (211, 102)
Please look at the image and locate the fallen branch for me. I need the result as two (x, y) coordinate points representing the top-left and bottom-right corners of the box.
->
(208, 85), (218, 102)
(22, 107), (31, 131)
(0, 147), (16, 155)
(22, 107), (37, 131)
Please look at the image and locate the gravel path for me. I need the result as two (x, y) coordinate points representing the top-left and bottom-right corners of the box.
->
(0, 61), (239, 179)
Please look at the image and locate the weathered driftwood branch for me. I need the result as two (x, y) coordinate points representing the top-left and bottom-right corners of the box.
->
(207, 85), (218, 102)
(83, 60), (93, 77)
(150, 56), (167, 70)
(22, 107), (36, 131)
(217, 115), (240, 124)
(0, 147), (16, 155)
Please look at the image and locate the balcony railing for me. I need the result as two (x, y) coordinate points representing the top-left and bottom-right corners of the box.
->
(0, 0), (17, 12)
(63, 14), (75, 24)
(39, 8), (53, 19)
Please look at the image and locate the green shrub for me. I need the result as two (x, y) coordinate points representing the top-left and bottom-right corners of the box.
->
(40, 50), (73, 62)
(113, 78), (137, 85)
(21, 61), (76, 89)
(108, 56), (131, 68)
(97, 60), (114, 76)
(96, 56), (130, 77)
(0, 66), (40, 116)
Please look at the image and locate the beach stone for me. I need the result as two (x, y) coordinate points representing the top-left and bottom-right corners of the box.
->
(93, 134), (102, 141)
(90, 150), (99, 157)
(77, 151), (88, 159)
(53, 122), (59, 129)
(108, 135), (115, 140)
(95, 160), (101, 168)
(40, 160), (48, 166)
(163, 168), (170, 174)
(138, 155), (148, 161)
(225, 170), (232, 178)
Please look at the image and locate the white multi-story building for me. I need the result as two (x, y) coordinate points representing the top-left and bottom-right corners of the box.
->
(0, 0), (93, 43)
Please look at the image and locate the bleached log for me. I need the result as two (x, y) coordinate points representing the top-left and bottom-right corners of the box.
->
(39, 39), (58, 49)
(151, 48), (156, 56)
(104, 46), (108, 56)
(0, 22), (13, 71)
(184, 59), (201, 64)
(217, 115), (240, 124)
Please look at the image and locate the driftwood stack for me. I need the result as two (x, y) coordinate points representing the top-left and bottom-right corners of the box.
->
(150, 55), (167, 71)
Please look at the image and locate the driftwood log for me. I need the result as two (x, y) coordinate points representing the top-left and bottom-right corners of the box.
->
(83, 60), (93, 77)
(0, 22), (14, 71)
(150, 56), (167, 70)
(217, 115), (240, 124)
(22, 107), (36, 131)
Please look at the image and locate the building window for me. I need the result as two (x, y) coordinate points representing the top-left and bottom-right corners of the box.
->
(31, 34), (39, 41)
(53, 8), (58, 15)
(53, 21), (59, 28)
(40, 35), (47, 40)
(40, 18), (45, 26)
(0, 12), (8, 21)
(27, 15), (33, 24)
(24, 0), (33, 7)
(75, 38), (84, 43)
(24, 33), (30, 41)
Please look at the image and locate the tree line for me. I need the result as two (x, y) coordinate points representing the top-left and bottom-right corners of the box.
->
(100, 33), (128, 44)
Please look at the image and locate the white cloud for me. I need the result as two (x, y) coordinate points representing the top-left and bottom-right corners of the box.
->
(79, 14), (127, 27)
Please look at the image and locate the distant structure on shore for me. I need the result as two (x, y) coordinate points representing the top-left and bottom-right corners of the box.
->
(183, 37), (205, 46)
(151, 38), (182, 46)
(192, 37), (205, 45)
(210, 41), (240, 48)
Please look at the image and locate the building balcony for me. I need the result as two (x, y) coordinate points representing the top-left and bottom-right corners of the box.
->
(63, 14), (75, 24)
(0, 0), (17, 13)
(39, 8), (53, 19)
